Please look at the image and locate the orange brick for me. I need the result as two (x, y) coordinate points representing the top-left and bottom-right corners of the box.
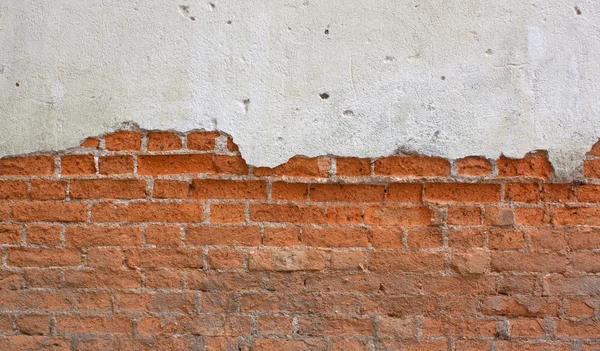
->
(7, 248), (81, 267)
(26, 225), (61, 246)
(325, 206), (363, 225)
(330, 251), (366, 270)
(91, 201), (128, 223)
(250, 204), (326, 224)
(0, 156), (54, 176)
(186, 226), (261, 246)
(335, 158), (371, 177)
(86, 248), (123, 269)
(153, 180), (190, 199)
(56, 316), (132, 334)
(385, 183), (422, 203)
(271, 182), (309, 201)
(138, 154), (214, 175)
(213, 155), (249, 175)
(145, 225), (180, 247)
(70, 179), (146, 199)
(369, 252), (444, 272)
(80, 137), (100, 149)
(541, 184), (574, 202)
(30, 180), (66, 200)
(65, 270), (141, 289)
(263, 227), (298, 247)
(368, 228), (404, 248)
(227, 137), (239, 152)
(193, 179), (266, 200)
(364, 206), (432, 226)
(555, 207), (600, 226)
(210, 203), (245, 223)
(0, 224), (20, 244)
(374, 156), (450, 177)
(584, 159), (600, 178)
(447, 206), (481, 225)
(407, 227), (443, 248)
(497, 155), (552, 179)
(125, 248), (202, 268)
(254, 156), (331, 178)
(492, 253), (567, 272)
(187, 131), (220, 150)
(98, 156), (134, 175)
(17, 314), (50, 335)
(249, 250), (326, 272)
(456, 156), (492, 176)
(65, 226), (141, 247)
(425, 183), (501, 203)
(104, 131), (141, 151)
(505, 182), (540, 203)
(61, 155), (96, 175)
(12, 202), (87, 222)
(208, 250), (244, 269)
(127, 203), (204, 223)
(147, 132), (182, 151)
(309, 183), (384, 202)
(488, 229), (524, 250)
(448, 229), (484, 248)
(301, 227), (369, 248)
(0, 180), (28, 199)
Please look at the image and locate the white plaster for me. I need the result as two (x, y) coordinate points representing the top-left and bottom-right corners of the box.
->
(1, 0), (600, 179)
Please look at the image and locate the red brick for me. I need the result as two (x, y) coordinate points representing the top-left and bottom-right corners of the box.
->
(21, 291), (75, 311)
(505, 182), (540, 203)
(70, 179), (146, 199)
(227, 137), (239, 152)
(385, 183), (422, 203)
(488, 229), (524, 250)
(407, 227), (443, 248)
(17, 315), (50, 335)
(61, 155), (96, 175)
(253, 338), (329, 351)
(298, 317), (374, 336)
(213, 155), (249, 175)
(0, 225), (20, 244)
(369, 252), (444, 272)
(447, 206), (481, 225)
(138, 154), (214, 175)
(425, 183), (501, 202)
(364, 206), (432, 226)
(565, 298), (595, 317)
(557, 320), (600, 338)
(584, 159), (600, 178)
(272, 182), (309, 201)
(91, 201), (128, 222)
(98, 155), (134, 175)
(450, 252), (488, 275)
(567, 227), (600, 249)
(448, 229), (484, 248)
(329, 251), (366, 270)
(258, 316), (293, 335)
(301, 227), (369, 247)
(542, 183), (574, 202)
(80, 137), (100, 149)
(0, 156), (54, 176)
(30, 180), (66, 200)
(309, 183), (384, 203)
(254, 156), (331, 178)
(497, 154), (552, 179)
(208, 250), (244, 269)
(12, 202), (87, 222)
(125, 248), (203, 268)
(210, 203), (245, 223)
(104, 131), (141, 151)
(56, 316), (131, 334)
(378, 317), (415, 338)
(24, 269), (61, 288)
(483, 296), (558, 317)
(529, 228), (567, 250)
(456, 156), (492, 176)
(336, 157), (371, 176)
(554, 207), (600, 226)
(65, 270), (141, 289)
(186, 226), (261, 246)
(186, 131), (220, 150)
(249, 250), (326, 272)
(515, 207), (550, 226)
(127, 203), (204, 222)
(145, 225), (180, 247)
(571, 252), (600, 272)
(510, 319), (545, 338)
(368, 228), (404, 248)
(26, 225), (60, 246)
(147, 132), (182, 151)
(65, 226), (141, 247)
(86, 248), (123, 269)
(146, 270), (181, 289)
(251, 204), (326, 224)
(374, 156), (450, 177)
(7, 248), (80, 267)
(153, 180), (190, 199)
(193, 179), (266, 199)
(263, 227), (298, 247)
(492, 253), (567, 272)
(325, 206), (363, 224)
(0, 180), (28, 199)
(483, 207), (515, 226)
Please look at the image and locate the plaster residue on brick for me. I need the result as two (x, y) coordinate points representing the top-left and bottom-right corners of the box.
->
(1, 0), (600, 180)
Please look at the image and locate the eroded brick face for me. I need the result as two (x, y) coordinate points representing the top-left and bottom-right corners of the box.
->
(0, 130), (599, 350)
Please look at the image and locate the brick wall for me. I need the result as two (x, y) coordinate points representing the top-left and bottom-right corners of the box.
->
(0, 129), (599, 350)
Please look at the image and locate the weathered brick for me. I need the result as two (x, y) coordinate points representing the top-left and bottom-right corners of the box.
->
(0, 156), (54, 176)
(335, 157), (371, 177)
(12, 202), (87, 222)
(186, 226), (261, 246)
(61, 155), (96, 175)
(138, 154), (214, 175)
(30, 180), (66, 200)
(98, 155), (134, 175)
(254, 157), (331, 178)
(0, 180), (28, 199)
(193, 179), (266, 199)
(364, 206), (432, 226)
(186, 131), (220, 150)
(104, 131), (141, 151)
(147, 132), (182, 151)
(70, 179), (146, 199)
(301, 227), (369, 247)
(65, 226), (141, 247)
(425, 183), (501, 203)
(375, 156), (450, 177)
(309, 184), (384, 203)
(456, 156), (492, 176)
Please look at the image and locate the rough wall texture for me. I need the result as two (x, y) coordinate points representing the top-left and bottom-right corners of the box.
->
(0, 129), (599, 350)
(2, 0), (600, 178)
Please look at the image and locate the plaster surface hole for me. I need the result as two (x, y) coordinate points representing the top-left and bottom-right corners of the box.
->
(324, 29), (329, 35)
(440, 76), (446, 81)
(574, 6), (582, 15)
(486, 49), (494, 55)
(320, 93), (330, 99)
(343, 110), (355, 117)
(15, 82), (19, 87)
(242, 99), (250, 112)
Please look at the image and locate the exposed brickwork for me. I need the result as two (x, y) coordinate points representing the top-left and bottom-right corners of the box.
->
(0, 129), (599, 350)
